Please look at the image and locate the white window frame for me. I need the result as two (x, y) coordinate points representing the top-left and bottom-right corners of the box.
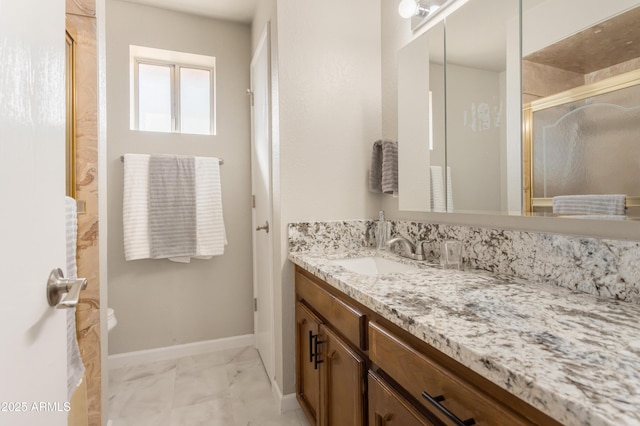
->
(130, 45), (217, 135)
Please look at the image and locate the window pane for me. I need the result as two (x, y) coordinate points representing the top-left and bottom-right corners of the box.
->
(180, 67), (211, 135)
(138, 63), (172, 132)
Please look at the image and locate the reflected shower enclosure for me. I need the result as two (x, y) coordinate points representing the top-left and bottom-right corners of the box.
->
(524, 71), (640, 216)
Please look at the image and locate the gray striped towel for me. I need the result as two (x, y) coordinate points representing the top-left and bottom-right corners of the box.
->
(368, 139), (398, 194)
(552, 194), (626, 216)
(149, 155), (197, 259)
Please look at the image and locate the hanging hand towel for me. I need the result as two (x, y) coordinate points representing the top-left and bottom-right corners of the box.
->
(194, 156), (227, 258)
(368, 139), (398, 194)
(149, 155), (197, 259)
(123, 154), (151, 261)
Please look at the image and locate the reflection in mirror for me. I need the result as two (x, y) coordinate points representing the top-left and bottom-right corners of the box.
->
(445, 0), (520, 214)
(398, 21), (445, 212)
(523, 1), (640, 219)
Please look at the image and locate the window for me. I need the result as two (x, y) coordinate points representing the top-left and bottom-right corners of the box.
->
(130, 45), (216, 135)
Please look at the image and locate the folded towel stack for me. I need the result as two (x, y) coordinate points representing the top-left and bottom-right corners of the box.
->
(430, 166), (446, 212)
(446, 166), (454, 212)
(369, 140), (398, 194)
(429, 166), (454, 212)
(123, 154), (227, 262)
(552, 194), (626, 216)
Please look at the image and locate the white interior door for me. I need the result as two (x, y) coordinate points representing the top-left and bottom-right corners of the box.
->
(0, 1), (69, 425)
(251, 24), (275, 382)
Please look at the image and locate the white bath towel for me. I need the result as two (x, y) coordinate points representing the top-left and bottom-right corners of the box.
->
(65, 196), (85, 399)
(123, 154), (151, 261)
(195, 156), (227, 257)
(171, 157), (227, 262)
(430, 166), (446, 213)
(552, 194), (626, 216)
(446, 166), (454, 212)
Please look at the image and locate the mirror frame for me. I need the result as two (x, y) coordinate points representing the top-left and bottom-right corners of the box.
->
(65, 18), (77, 199)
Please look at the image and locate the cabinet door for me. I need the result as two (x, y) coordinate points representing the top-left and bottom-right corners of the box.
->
(296, 302), (322, 425)
(320, 325), (365, 426)
(368, 371), (437, 426)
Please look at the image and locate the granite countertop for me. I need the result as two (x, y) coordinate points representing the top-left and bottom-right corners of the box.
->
(289, 249), (640, 426)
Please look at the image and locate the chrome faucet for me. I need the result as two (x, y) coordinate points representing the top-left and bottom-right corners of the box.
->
(415, 240), (435, 259)
(386, 236), (426, 261)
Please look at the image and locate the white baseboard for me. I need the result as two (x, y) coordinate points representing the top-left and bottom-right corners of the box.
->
(108, 334), (254, 370)
(272, 380), (300, 413)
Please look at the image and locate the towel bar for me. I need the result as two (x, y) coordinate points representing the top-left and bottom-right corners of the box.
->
(120, 155), (223, 165)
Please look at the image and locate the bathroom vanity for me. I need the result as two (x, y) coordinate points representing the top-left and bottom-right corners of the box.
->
(290, 247), (640, 426)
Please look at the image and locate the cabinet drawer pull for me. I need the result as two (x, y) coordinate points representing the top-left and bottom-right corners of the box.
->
(308, 330), (314, 363)
(421, 392), (476, 426)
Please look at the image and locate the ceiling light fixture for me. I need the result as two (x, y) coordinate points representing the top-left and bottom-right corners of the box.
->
(398, 0), (431, 19)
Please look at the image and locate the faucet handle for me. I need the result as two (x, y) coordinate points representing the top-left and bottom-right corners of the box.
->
(415, 240), (435, 257)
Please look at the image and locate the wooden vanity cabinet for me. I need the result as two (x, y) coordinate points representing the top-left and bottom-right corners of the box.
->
(294, 266), (561, 426)
(295, 268), (367, 425)
(295, 301), (366, 426)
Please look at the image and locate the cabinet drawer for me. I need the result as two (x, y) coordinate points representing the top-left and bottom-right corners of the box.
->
(369, 322), (531, 426)
(368, 370), (436, 426)
(296, 269), (366, 350)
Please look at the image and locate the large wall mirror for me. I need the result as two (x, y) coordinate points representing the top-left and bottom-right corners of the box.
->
(398, 22), (445, 211)
(398, 0), (640, 220)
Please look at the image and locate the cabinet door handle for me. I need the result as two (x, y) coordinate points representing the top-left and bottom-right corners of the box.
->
(375, 412), (393, 426)
(421, 392), (476, 426)
(313, 334), (324, 370)
(308, 331), (324, 369)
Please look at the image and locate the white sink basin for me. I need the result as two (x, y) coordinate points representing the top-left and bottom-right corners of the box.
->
(330, 256), (419, 276)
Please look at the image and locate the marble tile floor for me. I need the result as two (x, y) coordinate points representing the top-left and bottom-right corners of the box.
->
(109, 346), (310, 426)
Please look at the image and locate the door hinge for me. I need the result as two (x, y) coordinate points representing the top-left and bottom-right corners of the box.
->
(254, 298), (258, 312)
(252, 195), (256, 208)
(246, 89), (254, 106)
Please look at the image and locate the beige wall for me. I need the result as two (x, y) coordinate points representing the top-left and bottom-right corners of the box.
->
(106, 1), (253, 354)
(446, 64), (502, 213)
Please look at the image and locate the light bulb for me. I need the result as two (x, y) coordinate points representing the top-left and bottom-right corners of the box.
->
(398, 0), (419, 18)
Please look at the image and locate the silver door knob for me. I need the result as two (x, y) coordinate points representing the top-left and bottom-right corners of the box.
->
(46, 268), (87, 309)
(256, 220), (270, 233)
